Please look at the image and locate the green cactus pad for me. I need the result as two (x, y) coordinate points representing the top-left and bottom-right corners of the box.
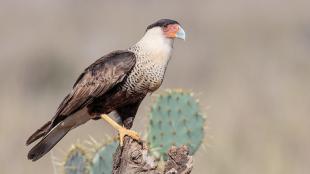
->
(90, 140), (118, 174)
(148, 89), (205, 159)
(64, 146), (90, 174)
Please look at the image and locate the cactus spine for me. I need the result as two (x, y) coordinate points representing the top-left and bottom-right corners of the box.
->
(63, 89), (206, 173)
(90, 141), (118, 174)
(64, 145), (90, 174)
(147, 89), (205, 159)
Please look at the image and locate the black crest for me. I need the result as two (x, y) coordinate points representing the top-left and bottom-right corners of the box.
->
(146, 19), (179, 30)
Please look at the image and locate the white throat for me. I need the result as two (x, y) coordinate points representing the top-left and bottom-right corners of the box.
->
(132, 27), (174, 64)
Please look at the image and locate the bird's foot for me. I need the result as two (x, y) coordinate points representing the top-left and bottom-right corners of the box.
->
(118, 126), (140, 146)
(100, 114), (140, 146)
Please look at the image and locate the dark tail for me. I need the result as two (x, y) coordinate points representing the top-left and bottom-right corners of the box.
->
(27, 121), (71, 161)
(26, 121), (51, 145)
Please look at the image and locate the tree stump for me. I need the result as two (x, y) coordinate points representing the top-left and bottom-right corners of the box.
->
(112, 137), (193, 174)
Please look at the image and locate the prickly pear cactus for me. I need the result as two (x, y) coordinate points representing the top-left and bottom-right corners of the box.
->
(90, 141), (118, 174)
(64, 146), (90, 174)
(63, 89), (206, 173)
(148, 89), (205, 159)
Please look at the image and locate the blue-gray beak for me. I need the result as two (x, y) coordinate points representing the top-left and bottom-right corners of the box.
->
(176, 26), (186, 40)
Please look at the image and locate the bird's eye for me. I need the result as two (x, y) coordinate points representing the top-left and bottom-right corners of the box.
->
(163, 26), (170, 32)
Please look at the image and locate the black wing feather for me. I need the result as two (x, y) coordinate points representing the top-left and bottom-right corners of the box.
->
(36, 50), (135, 136)
(27, 50), (136, 161)
(53, 50), (136, 124)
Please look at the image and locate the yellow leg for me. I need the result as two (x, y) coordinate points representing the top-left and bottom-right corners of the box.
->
(100, 114), (140, 146)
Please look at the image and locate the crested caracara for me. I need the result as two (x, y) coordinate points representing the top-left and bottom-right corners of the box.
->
(26, 19), (186, 161)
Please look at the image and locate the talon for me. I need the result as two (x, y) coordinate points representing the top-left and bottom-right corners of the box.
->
(100, 114), (140, 146)
(118, 126), (140, 146)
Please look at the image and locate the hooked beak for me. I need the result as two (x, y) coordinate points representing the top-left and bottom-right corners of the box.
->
(176, 26), (186, 40)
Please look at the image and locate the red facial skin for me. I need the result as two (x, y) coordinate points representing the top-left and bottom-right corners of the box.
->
(163, 24), (180, 38)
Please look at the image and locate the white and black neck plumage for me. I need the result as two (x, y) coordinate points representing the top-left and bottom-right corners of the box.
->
(125, 27), (174, 93)
(130, 27), (174, 64)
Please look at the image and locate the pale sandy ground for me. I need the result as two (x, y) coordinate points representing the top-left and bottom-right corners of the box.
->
(1, 1), (310, 174)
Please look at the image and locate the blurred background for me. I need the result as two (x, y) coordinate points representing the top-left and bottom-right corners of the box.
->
(1, 0), (310, 173)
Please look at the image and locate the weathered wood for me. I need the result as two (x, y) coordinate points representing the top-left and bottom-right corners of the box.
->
(112, 137), (193, 174)
(164, 146), (193, 174)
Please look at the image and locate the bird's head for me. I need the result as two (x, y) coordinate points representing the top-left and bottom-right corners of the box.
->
(146, 19), (186, 41)
(133, 19), (185, 59)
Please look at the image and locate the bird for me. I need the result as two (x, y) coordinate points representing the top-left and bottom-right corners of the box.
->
(26, 19), (186, 161)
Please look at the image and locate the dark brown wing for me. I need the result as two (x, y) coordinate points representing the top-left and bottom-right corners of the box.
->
(50, 50), (136, 127)
(26, 50), (136, 160)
